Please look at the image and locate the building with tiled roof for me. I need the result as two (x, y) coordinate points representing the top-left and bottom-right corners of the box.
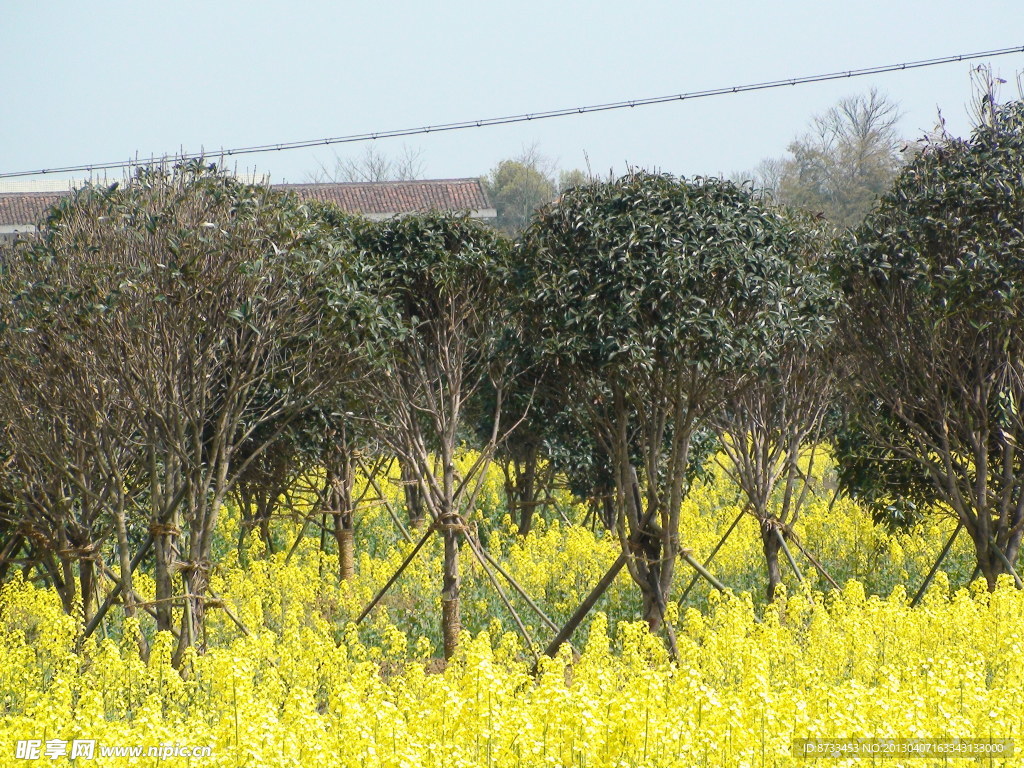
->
(0, 178), (495, 240)
(0, 193), (63, 238)
(278, 179), (494, 221)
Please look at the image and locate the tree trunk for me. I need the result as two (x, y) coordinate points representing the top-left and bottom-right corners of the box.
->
(600, 492), (615, 531)
(177, 516), (215, 664)
(976, 534), (1001, 591)
(966, 519), (1023, 591)
(114, 507), (149, 657)
(639, 532), (664, 632)
(0, 533), (23, 583)
(501, 460), (519, 531)
(441, 524), (461, 659)
(235, 483), (254, 566)
(761, 520), (783, 602)
(336, 516), (355, 581)
(620, 458), (664, 633)
(641, 585), (662, 632)
(327, 441), (356, 582)
(516, 446), (539, 536)
(182, 565), (209, 655)
(517, 503), (533, 537)
(79, 557), (95, 626)
(258, 512), (274, 556)
(236, 481), (278, 562)
(46, 551), (77, 616)
(153, 524), (176, 633)
(402, 460), (426, 530)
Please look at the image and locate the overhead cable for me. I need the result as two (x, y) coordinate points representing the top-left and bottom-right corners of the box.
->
(2, 45), (1022, 179)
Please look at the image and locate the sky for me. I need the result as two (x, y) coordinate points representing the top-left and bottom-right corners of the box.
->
(2, 1), (1022, 188)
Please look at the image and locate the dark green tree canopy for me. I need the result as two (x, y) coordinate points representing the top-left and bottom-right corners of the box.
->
(523, 171), (821, 379)
(517, 171), (829, 634)
(841, 99), (1024, 311)
(350, 211), (514, 659)
(356, 212), (510, 328)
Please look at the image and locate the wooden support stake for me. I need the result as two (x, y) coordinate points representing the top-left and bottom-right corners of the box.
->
(910, 521), (962, 607)
(208, 589), (252, 637)
(95, 561), (159, 621)
(543, 552), (627, 659)
(462, 528), (540, 666)
(679, 507), (745, 603)
(83, 533), (153, 640)
(360, 458), (414, 544)
(775, 527), (804, 584)
(0, 533), (24, 569)
(545, 472), (731, 658)
(679, 549), (729, 593)
(356, 522), (436, 624)
(788, 533), (841, 591)
(476, 537), (557, 632)
(284, 514), (315, 565)
(647, 574), (680, 662)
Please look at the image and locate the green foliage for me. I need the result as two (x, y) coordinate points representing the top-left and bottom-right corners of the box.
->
(523, 171), (818, 377)
(843, 99), (1024, 309)
(759, 89), (905, 229)
(354, 211), (513, 360)
(516, 171), (829, 624)
(835, 97), (1024, 580)
(0, 161), (374, 641)
(557, 168), (593, 193)
(831, 403), (936, 530)
(348, 211), (515, 517)
(485, 158), (557, 236)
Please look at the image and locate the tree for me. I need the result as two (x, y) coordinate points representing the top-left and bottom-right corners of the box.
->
(482, 146), (595, 236)
(0, 164), (369, 660)
(710, 214), (838, 601)
(557, 168), (594, 194)
(355, 212), (514, 658)
(470, 356), (550, 537)
(0, 308), (140, 624)
(835, 98), (1024, 589)
(754, 89), (906, 229)
(484, 147), (558, 236)
(308, 144), (425, 183)
(521, 172), (818, 632)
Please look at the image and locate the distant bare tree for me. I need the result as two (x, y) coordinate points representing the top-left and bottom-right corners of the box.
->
(743, 90), (905, 228)
(308, 144), (425, 183)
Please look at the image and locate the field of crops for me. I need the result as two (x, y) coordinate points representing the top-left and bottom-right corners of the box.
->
(1, 457), (1020, 767)
(3, 115), (1023, 768)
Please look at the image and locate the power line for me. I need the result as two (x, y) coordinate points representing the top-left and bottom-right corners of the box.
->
(3, 44), (1022, 180)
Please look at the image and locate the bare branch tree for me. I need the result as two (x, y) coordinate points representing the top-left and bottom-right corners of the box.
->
(307, 144), (425, 183)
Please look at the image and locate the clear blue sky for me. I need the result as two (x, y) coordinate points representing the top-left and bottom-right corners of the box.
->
(3, 1), (1021, 185)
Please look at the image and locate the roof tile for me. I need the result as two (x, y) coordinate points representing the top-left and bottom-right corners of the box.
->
(280, 179), (493, 216)
(0, 179), (494, 227)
